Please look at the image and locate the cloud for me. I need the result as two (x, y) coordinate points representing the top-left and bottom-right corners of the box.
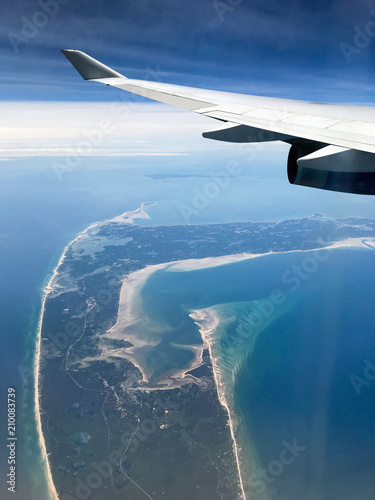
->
(0, 101), (289, 160)
(3, 0), (375, 103)
(0, 101), (249, 158)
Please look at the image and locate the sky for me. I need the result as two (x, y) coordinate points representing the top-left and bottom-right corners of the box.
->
(2, 4), (375, 499)
(2, 0), (375, 103)
(3, 0), (375, 161)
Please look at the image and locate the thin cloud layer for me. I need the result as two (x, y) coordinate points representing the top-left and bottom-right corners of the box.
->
(2, 0), (375, 103)
(0, 102), (260, 158)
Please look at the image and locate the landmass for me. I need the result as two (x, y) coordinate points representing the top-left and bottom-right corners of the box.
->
(36, 204), (375, 500)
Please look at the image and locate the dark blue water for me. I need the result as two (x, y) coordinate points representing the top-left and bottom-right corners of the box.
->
(139, 248), (375, 500)
(1, 152), (304, 499)
(2, 150), (375, 500)
(234, 249), (375, 499)
(0, 156), (189, 500)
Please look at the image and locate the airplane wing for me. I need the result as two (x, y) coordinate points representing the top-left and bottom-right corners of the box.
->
(62, 49), (375, 195)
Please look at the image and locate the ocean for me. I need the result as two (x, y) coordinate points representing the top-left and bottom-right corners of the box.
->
(0, 155), (185, 499)
(139, 248), (375, 499)
(1, 150), (375, 500)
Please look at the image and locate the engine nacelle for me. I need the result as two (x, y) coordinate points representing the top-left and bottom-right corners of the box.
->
(288, 144), (375, 195)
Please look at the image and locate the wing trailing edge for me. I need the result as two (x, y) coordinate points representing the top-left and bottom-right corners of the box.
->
(61, 49), (375, 194)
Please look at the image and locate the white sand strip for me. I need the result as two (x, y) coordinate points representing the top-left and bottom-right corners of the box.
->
(36, 199), (371, 500)
(35, 203), (153, 500)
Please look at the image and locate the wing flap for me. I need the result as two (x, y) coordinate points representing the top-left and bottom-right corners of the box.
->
(201, 109), (375, 154)
(203, 123), (296, 143)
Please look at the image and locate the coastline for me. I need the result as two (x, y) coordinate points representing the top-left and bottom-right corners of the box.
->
(105, 236), (371, 383)
(35, 254), (66, 500)
(191, 308), (248, 500)
(104, 252), (260, 387)
(34, 203), (153, 500)
(104, 237), (373, 499)
(35, 199), (374, 500)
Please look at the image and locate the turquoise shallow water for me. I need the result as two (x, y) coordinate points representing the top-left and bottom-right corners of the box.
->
(140, 250), (330, 381)
(0, 153), (288, 499)
(139, 247), (375, 500)
(2, 151), (375, 499)
(1, 156), (238, 499)
(232, 249), (375, 500)
(0, 158), (162, 499)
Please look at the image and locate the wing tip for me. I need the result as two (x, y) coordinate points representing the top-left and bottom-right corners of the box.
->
(61, 49), (124, 80)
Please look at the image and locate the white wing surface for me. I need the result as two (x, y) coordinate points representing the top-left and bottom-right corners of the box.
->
(62, 49), (375, 195)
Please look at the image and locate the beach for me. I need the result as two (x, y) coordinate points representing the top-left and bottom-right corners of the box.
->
(34, 203), (155, 500)
(98, 237), (374, 498)
(35, 203), (375, 500)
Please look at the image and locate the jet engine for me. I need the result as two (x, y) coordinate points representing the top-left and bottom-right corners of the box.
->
(287, 143), (375, 195)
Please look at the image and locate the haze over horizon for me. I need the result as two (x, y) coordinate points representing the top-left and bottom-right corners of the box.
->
(2, 2), (375, 500)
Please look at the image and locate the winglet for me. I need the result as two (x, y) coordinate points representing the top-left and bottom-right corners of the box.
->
(61, 49), (125, 80)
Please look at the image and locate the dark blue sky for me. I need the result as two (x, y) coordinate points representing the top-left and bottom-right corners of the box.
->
(3, 0), (375, 103)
